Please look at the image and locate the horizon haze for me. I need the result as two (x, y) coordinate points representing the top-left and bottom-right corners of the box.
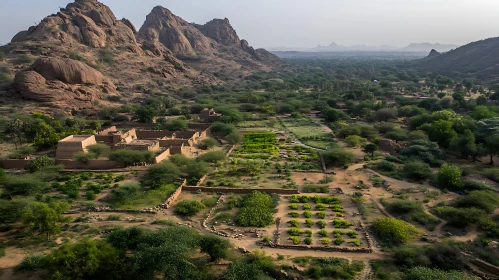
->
(1, 0), (498, 49)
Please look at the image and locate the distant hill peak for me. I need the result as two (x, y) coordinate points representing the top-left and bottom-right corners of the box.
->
(428, 49), (441, 57)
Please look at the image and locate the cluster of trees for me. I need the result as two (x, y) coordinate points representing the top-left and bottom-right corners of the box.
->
(18, 226), (231, 280)
(4, 113), (98, 150)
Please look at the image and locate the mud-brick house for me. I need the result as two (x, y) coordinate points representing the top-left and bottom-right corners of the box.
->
(198, 108), (222, 123)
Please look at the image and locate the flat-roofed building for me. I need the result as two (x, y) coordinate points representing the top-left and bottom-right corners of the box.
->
(56, 135), (97, 159)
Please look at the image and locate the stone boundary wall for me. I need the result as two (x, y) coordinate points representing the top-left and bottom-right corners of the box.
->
(225, 145), (236, 157)
(471, 259), (499, 277)
(2, 159), (32, 169)
(359, 223), (375, 250)
(163, 186), (184, 209)
(160, 179), (187, 209)
(182, 186), (299, 195)
(292, 170), (322, 173)
(68, 208), (157, 214)
(196, 175), (209, 186)
(319, 152), (327, 172)
(202, 195), (225, 230)
(273, 244), (373, 253)
(153, 148), (171, 164)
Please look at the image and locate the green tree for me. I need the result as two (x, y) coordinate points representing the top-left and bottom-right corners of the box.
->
(22, 202), (70, 240)
(363, 143), (378, 159)
(345, 135), (366, 147)
(197, 151), (226, 163)
(437, 164), (462, 190)
(450, 130), (477, 160)
(225, 131), (244, 144)
(485, 134), (499, 165)
(140, 161), (181, 189)
(385, 129), (409, 143)
(33, 123), (61, 150)
(8, 119), (27, 148)
(419, 120), (457, 148)
(372, 218), (423, 245)
(87, 144), (111, 157)
(199, 235), (231, 261)
(73, 152), (97, 163)
(25, 156), (56, 173)
(164, 119), (188, 131)
(135, 106), (157, 123)
(108, 150), (155, 167)
(198, 138), (219, 150)
(41, 239), (121, 280)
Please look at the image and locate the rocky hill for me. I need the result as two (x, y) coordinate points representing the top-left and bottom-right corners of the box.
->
(0, 0), (278, 113)
(418, 37), (499, 81)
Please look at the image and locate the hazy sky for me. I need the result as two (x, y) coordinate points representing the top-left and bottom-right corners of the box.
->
(1, 0), (498, 48)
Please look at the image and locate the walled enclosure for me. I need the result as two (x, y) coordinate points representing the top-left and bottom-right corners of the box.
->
(56, 135), (97, 159)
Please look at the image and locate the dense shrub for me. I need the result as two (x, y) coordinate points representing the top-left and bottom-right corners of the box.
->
(197, 151), (226, 163)
(462, 180), (492, 191)
(25, 156), (56, 173)
(323, 148), (355, 167)
(140, 162), (181, 189)
(399, 140), (444, 167)
(304, 258), (365, 279)
(454, 191), (499, 213)
(402, 161), (433, 181)
(109, 150), (155, 166)
(197, 138), (219, 150)
(383, 199), (440, 229)
(437, 164), (462, 190)
(174, 200), (206, 216)
(433, 206), (485, 227)
(372, 218), (423, 245)
(1, 175), (49, 198)
(235, 191), (275, 227)
(376, 160), (398, 172)
(400, 267), (479, 280)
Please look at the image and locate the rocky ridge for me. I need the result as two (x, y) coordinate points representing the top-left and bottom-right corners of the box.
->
(0, 0), (278, 112)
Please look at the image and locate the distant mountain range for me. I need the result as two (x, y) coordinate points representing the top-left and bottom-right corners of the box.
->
(268, 42), (460, 53)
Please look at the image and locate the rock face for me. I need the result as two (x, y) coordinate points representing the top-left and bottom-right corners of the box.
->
(11, 0), (137, 49)
(138, 6), (212, 55)
(2, 0), (278, 112)
(137, 6), (279, 64)
(195, 18), (240, 46)
(14, 57), (115, 108)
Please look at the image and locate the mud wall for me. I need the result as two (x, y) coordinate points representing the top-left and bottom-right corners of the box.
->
(182, 186), (299, 194)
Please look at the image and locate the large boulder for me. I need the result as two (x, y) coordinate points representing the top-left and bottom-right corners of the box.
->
(32, 57), (106, 85)
(14, 57), (115, 109)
